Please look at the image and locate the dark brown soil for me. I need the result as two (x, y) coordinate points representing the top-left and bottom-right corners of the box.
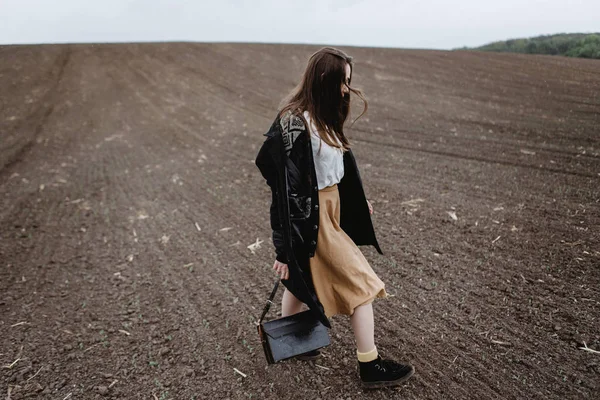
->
(1, 42), (599, 399)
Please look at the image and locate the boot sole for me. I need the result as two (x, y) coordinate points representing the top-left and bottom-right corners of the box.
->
(295, 354), (320, 361)
(361, 366), (415, 389)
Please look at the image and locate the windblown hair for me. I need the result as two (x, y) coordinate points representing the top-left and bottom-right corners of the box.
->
(278, 47), (368, 152)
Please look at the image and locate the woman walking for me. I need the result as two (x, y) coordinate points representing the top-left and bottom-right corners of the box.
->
(255, 47), (414, 389)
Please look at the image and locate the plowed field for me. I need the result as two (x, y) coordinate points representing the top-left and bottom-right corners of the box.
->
(1, 43), (599, 399)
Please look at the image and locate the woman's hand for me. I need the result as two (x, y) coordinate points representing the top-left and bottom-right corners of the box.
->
(367, 199), (373, 215)
(273, 259), (289, 280)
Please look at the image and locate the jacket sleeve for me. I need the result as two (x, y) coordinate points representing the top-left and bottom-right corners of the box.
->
(255, 138), (288, 264)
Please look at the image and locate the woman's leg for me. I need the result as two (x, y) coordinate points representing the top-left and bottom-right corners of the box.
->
(281, 287), (304, 317)
(282, 288), (320, 359)
(350, 302), (377, 359)
(352, 302), (415, 385)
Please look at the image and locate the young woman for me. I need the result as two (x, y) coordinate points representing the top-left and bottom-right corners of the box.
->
(255, 47), (414, 389)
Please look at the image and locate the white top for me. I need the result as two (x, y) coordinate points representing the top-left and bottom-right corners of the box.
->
(303, 110), (344, 190)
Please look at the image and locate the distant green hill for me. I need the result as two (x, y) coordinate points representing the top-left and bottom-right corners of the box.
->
(461, 33), (600, 59)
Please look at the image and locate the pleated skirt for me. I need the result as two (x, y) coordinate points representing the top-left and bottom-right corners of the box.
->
(308, 183), (388, 318)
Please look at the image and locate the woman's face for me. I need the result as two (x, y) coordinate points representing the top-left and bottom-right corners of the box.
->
(341, 63), (351, 97)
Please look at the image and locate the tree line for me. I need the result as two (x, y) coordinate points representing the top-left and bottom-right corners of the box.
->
(459, 33), (600, 59)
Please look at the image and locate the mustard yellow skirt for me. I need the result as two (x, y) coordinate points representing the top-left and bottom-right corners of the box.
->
(309, 183), (388, 318)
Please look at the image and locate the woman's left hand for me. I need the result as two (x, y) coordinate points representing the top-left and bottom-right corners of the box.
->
(367, 200), (373, 215)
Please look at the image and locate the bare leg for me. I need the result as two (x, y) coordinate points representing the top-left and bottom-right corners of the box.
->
(282, 287), (304, 317)
(350, 302), (376, 353)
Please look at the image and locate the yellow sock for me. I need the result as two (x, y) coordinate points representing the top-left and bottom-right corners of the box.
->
(357, 346), (378, 362)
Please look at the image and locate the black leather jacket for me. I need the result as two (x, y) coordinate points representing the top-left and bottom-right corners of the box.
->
(255, 110), (383, 328)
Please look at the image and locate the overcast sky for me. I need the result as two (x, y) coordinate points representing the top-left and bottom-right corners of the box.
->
(1, 0), (598, 49)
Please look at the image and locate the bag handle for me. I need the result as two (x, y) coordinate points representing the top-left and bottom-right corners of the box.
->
(259, 278), (280, 324)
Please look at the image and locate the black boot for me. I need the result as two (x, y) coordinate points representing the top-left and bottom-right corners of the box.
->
(295, 349), (321, 361)
(358, 354), (414, 389)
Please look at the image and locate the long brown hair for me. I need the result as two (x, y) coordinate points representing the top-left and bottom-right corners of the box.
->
(278, 47), (368, 152)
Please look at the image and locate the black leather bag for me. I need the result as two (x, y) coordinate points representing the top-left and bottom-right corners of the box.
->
(257, 279), (330, 364)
